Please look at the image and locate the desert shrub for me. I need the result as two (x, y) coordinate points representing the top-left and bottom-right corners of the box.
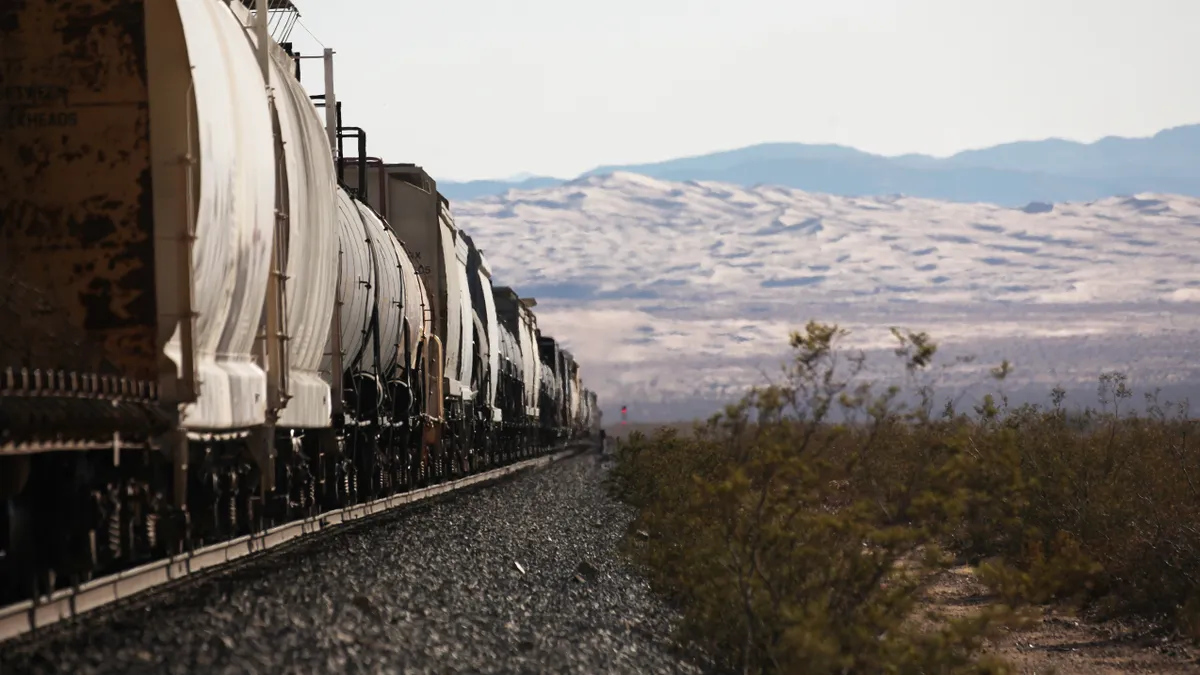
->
(959, 381), (1200, 624)
(611, 322), (1023, 673)
(611, 320), (1200, 673)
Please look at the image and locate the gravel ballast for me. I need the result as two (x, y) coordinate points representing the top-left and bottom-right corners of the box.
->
(0, 446), (706, 674)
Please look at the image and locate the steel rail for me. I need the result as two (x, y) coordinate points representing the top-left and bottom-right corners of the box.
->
(0, 445), (582, 644)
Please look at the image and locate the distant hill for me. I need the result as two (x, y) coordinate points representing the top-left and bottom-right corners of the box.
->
(442, 124), (1200, 207)
(450, 172), (1200, 420)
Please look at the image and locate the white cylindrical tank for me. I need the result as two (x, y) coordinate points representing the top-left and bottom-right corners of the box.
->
(518, 307), (540, 419)
(453, 233), (474, 401)
(396, 237), (428, 374)
(265, 40), (338, 429)
(176, 0), (276, 430)
(438, 204), (474, 400)
(357, 204), (404, 375)
(438, 211), (463, 397)
(498, 325), (520, 380)
(320, 189), (376, 388)
(475, 250), (501, 414)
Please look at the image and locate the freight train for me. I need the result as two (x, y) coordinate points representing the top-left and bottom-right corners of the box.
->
(0, 0), (600, 605)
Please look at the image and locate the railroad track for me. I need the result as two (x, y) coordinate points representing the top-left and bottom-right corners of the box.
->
(0, 444), (587, 646)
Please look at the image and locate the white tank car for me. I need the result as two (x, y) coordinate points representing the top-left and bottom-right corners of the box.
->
(574, 366), (584, 433)
(321, 194), (429, 416)
(0, 0), (317, 432)
(260, 32), (339, 430)
(463, 234), (502, 421)
(580, 389), (591, 433)
(167, 0), (278, 431)
(492, 289), (543, 423)
(540, 365), (561, 411)
(357, 204), (405, 376)
(557, 350), (570, 430)
(442, 204), (475, 401)
(397, 238), (431, 376)
(565, 354), (582, 434)
(321, 189), (376, 397)
(498, 325), (521, 387)
(519, 303), (542, 422)
(477, 251), (500, 418)
(344, 165), (472, 404)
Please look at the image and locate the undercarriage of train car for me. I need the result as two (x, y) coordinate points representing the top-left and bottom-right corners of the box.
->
(0, 357), (442, 608)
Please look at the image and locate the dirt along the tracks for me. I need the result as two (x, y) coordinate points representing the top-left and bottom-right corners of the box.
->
(923, 564), (1200, 674)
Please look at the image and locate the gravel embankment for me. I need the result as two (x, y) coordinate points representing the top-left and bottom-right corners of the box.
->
(0, 446), (707, 675)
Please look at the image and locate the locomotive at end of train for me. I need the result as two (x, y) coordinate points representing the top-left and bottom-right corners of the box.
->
(0, 0), (601, 606)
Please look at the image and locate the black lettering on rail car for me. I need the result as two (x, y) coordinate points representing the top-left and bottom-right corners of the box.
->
(0, 107), (78, 129)
(415, 264), (432, 276)
(0, 84), (68, 105)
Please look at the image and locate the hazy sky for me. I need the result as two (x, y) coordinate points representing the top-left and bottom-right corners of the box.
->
(281, 0), (1200, 181)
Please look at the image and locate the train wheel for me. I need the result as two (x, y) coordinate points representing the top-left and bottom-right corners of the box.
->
(319, 432), (345, 511)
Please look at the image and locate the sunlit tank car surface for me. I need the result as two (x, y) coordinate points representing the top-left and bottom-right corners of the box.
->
(463, 233), (501, 425)
(445, 205), (475, 403)
(564, 353), (582, 435)
(253, 37), (340, 430)
(458, 232), (500, 460)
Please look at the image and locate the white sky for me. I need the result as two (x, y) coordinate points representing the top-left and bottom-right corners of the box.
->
(280, 0), (1200, 181)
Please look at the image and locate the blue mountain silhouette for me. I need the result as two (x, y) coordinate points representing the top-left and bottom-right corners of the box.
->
(438, 124), (1200, 206)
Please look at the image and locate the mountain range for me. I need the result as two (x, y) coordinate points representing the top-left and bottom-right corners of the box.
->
(452, 172), (1200, 421)
(440, 124), (1200, 207)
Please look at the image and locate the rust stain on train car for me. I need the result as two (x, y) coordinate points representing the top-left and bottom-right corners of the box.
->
(0, 0), (157, 378)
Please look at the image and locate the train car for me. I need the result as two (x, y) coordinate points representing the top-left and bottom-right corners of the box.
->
(0, 0), (600, 608)
(493, 319), (524, 462)
(343, 163), (478, 478)
(566, 355), (584, 438)
(493, 288), (542, 459)
(587, 390), (602, 435)
(461, 232), (501, 468)
(536, 338), (562, 446)
(580, 388), (598, 438)
(557, 349), (572, 438)
(561, 351), (577, 438)
(0, 0), (339, 592)
(579, 389), (591, 438)
(537, 335), (569, 444)
(318, 186), (432, 501)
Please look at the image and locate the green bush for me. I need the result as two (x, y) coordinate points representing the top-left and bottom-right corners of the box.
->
(610, 320), (1200, 673)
